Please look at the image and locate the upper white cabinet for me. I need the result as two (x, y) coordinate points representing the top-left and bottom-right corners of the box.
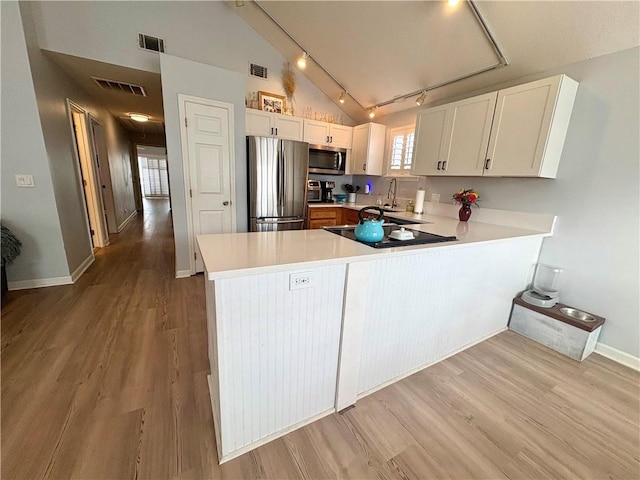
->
(412, 92), (497, 176)
(484, 75), (579, 178)
(246, 109), (304, 141)
(350, 123), (386, 175)
(303, 119), (353, 149)
(411, 74), (578, 178)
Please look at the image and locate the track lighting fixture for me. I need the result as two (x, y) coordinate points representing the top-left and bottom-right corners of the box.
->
(339, 91), (346, 104)
(296, 52), (308, 69)
(415, 91), (427, 106)
(448, 0), (460, 7)
(368, 107), (376, 119)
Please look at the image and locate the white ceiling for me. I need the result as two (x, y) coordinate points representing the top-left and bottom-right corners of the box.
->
(44, 51), (165, 134)
(232, 1), (640, 122)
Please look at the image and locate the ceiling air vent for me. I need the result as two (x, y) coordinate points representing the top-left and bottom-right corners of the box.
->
(249, 63), (268, 79)
(138, 33), (165, 53)
(92, 77), (147, 97)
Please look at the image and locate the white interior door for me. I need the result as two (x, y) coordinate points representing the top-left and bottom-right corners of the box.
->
(183, 99), (235, 273)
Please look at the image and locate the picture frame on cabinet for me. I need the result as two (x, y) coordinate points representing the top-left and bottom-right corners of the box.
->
(258, 91), (286, 114)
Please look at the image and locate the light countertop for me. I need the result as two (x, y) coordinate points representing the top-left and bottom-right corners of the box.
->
(197, 209), (553, 280)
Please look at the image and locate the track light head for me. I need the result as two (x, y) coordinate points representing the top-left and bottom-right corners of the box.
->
(339, 91), (346, 104)
(297, 52), (308, 69)
(415, 91), (427, 106)
(368, 107), (376, 119)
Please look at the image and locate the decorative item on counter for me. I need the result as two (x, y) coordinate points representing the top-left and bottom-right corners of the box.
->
(343, 184), (360, 203)
(375, 194), (383, 206)
(414, 188), (425, 214)
(452, 188), (479, 221)
(281, 62), (296, 115)
(405, 200), (414, 213)
(258, 91), (286, 114)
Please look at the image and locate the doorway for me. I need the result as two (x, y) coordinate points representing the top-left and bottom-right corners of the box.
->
(68, 100), (109, 248)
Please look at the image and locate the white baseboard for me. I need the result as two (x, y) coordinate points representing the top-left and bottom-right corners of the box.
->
(175, 269), (192, 279)
(594, 342), (640, 371)
(70, 254), (94, 282)
(8, 275), (73, 291)
(117, 210), (137, 232)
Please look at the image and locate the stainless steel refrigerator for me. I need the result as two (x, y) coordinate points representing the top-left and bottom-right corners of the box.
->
(247, 136), (309, 232)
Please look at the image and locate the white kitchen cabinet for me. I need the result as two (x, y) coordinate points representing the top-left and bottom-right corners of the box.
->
(350, 122), (386, 175)
(411, 74), (578, 179)
(303, 119), (353, 149)
(484, 75), (578, 178)
(246, 109), (304, 141)
(412, 93), (497, 176)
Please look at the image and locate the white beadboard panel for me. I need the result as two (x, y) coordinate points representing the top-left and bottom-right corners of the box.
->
(213, 264), (346, 458)
(357, 237), (543, 395)
(205, 279), (223, 461)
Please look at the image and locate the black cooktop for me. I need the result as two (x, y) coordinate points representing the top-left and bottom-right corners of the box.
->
(324, 225), (457, 249)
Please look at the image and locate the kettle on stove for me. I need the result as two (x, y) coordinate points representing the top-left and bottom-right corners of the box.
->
(354, 206), (385, 242)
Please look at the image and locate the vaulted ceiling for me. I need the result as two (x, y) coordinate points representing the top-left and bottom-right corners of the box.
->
(231, 1), (640, 122)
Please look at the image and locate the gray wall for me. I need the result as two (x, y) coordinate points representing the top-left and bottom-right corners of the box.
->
(160, 54), (246, 275)
(1, 1), (69, 282)
(369, 47), (640, 358)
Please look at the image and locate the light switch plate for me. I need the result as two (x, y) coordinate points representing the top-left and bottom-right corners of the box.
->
(431, 193), (440, 203)
(15, 174), (35, 187)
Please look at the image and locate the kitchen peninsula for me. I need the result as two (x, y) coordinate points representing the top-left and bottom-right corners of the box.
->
(197, 206), (555, 463)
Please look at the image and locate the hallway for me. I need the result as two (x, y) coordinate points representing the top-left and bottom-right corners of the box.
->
(1, 199), (214, 479)
(2, 200), (638, 479)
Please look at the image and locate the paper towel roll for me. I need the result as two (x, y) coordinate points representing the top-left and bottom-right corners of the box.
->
(414, 188), (425, 214)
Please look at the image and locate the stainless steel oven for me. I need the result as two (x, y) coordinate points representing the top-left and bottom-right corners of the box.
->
(308, 144), (346, 175)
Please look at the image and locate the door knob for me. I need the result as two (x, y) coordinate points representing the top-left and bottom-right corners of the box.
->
(223, 201), (230, 206)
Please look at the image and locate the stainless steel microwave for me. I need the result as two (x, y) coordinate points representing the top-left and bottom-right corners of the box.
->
(308, 145), (346, 175)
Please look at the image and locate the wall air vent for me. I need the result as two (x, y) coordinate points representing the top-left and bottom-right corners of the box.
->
(138, 33), (165, 53)
(92, 77), (147, 97)
(249, 63), (268, 79)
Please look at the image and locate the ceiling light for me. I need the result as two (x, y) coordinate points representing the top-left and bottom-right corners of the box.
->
(415, 91), (427, 106)
(368, 107), (376, 119)
(448, 0), (460, 7)
(296, 52), (308, 69)
(339, 91), (346, 104)
(129, 113), (150, 122)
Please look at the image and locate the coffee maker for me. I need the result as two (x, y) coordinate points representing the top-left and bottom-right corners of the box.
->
(320, 181), (335, 202)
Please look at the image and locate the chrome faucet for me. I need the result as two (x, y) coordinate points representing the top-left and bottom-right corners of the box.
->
(387, 178), (398, 208)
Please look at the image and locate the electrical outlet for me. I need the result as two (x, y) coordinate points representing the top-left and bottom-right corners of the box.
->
(289, 271), (315, 290)
(15, 174), (35, 188)
(431, 193), (440, 203)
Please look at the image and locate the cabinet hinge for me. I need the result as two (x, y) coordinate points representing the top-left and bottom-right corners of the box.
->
(90, 229), (95, 235)
(194, 252), (197, 260)
(185, 117), (188, 128)
(189, 189), (192, 198)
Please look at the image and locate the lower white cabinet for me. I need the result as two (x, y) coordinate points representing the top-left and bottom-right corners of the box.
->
(246, 109), (304, 141)
(411, 74), (578, 178)
(350, 122), (386, 175)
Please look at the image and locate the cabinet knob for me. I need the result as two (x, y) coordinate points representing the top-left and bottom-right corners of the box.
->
(223, 201), (230, 206)
(437, 161), (442, 170)
(485, 158), (491, 169)
(363, 163), (366, 171)
(275, 128), (278, 136)
(442, 161), (447, 170)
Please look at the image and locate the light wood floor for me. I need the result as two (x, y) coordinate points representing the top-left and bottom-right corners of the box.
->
(2, 199), (639, 480)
